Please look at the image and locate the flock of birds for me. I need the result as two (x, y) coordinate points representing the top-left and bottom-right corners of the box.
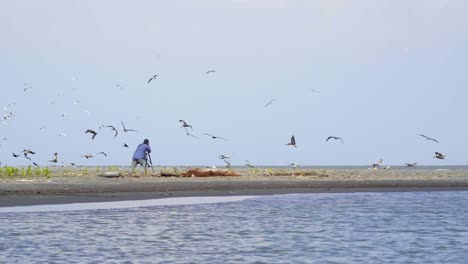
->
(0, 70), (448, 170)
(1, 71), (235, 168)
(369, 134), (445, 170)
(4, 119), (140, 167)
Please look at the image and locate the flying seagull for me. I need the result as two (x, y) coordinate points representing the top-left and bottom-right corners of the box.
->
(85, 129), (97, 140)
(372, 159), (383, 168)
(224, 159), (231, 168)
(326, 136), (343, 144)
(285, 135), (297, 147)
(23, 83), (32, 92)
(121, 120), (137, 132)
(206, 70), (216, 74)
(33, 162), (40, 167)
(48, 153), (58, 163)
(289, 162), (299, 168)
(186, 132), (200, 140)
(82, 153), (93, 159)
(97, 152), (107, 157)
(434, 152), (445, 160)
(12, 152), (20, 158)
(179, 120), (193, 130)
(106, 125), (118, 139)
(22, 149), (36, 160)
(202, 133), (227, 140)
(123, 143), (129, 148)
(419, 134), (439, 143)
(147, 74), (159, 84)
(309, 89), (321, 94)
(245, 160), (254, 168)
(264, 99), (276, 108)
(219, 154), (230, 160)
(405, 162), (417, 167)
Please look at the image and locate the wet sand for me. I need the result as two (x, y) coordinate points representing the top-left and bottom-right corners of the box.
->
(1, 167), (468, 207)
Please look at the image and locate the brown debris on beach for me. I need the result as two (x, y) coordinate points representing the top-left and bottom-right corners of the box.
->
(181, 168), (240, 177)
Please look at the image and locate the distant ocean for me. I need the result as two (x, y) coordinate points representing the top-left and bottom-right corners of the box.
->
(1, 191), (467, 263)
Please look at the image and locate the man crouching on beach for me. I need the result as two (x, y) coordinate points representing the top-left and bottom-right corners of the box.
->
(131, 139), (151, 175)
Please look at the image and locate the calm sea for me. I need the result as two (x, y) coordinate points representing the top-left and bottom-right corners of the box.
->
(1, 191), (467, 263)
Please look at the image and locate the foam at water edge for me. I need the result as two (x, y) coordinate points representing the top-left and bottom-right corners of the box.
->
(0, 196), (258, 213)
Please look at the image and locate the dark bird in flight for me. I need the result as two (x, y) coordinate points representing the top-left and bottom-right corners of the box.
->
(224, 159), (231, 168)
(179, 120), (193, 130)
(434, 152), (445, 160)
(23, 149), (35, 155)
(219, 154), (230, 160)
(121, 120), (137, 132)
(22, 149), (35, 160)
(405, 162), (417, 167)
(12, 152), (20, 158)
(264, 99), (275, 108)
(186, 132), (200, 140)
(202, 133), (226, 140)
(123, 143), (129, 148)
(33, 162), (40, 167)
(106, 125), (118, 139)
(285, 135), (297, 147)
(85, 129), (97, 140)
(97, 152), (107, 157)
(70, 163), (77, 167)
(48, 153), (58, 163)
(180, 120), (199, 139)
(326, 136), (343, 143)
(206, 70), (216, 74)
(245, 160), (254, 168)
(82, 153), (93, 159)
(419, 134), (439, 143)
(147, 74), (159, 84)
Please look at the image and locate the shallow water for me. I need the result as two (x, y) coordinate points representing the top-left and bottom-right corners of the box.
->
(1, 191), (468, 263)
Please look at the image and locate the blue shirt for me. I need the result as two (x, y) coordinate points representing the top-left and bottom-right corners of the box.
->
(133, 143), (151, 159)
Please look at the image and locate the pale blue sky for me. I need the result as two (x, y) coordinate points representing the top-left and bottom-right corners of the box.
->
(1, 0), (468, 166)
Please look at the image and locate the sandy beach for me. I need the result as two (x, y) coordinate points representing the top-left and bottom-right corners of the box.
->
(1, 167), (468, 207)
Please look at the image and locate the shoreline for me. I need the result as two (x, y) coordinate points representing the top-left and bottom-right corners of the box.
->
(2, 167), (468, 207)
(1, 178), (468, 207)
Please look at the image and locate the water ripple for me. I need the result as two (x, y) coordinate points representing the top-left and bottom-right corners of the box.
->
(0, 191), (467, 263)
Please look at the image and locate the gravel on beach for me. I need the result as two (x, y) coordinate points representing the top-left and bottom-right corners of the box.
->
(1, 167), (468, 206)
